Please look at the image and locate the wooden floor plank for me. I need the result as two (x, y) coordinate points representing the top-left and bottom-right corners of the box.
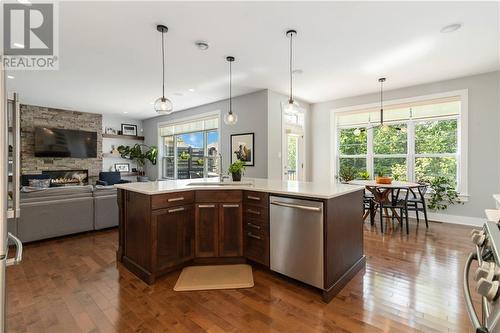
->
(7, 220), (480, 333)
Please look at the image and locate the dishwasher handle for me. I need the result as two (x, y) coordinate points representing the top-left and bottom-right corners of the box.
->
(270, 200), (322, 212)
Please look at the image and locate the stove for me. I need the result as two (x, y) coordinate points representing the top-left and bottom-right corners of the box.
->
(465, 221), (500, 333)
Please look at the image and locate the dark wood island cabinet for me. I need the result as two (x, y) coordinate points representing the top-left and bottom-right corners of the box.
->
(116, 181), (365, 302)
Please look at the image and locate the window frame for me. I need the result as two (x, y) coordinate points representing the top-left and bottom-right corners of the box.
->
(157, 110), (221, 180)
(332, 90), (468, 196)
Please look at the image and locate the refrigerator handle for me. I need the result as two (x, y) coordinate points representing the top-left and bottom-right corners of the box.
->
(12, 93), (20, 218)
(6, 232), (22, 266)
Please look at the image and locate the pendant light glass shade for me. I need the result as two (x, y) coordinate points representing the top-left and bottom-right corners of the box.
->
(154, 96), (173, 114)
(154, 25), (173, 115)
(223, 56), (237, 125)
(223, 112), (238, 125)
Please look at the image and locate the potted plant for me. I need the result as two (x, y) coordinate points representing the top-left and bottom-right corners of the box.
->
(228, 160), (245, 182)
(117, 144), (158, 182)
(425, 176), (463, 211)
(338, 165), (357, 183)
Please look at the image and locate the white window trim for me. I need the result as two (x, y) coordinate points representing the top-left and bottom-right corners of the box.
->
(157, 110), (221, 180)
(331, 89), (468, 197)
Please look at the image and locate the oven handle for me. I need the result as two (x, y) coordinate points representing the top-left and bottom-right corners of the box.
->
(463, 251), (489, 333)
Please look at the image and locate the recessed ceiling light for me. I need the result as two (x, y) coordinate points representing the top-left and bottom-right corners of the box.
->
(7, 75), (14, 79)
(13, 42), (24, 48)
(150, 102), (154, 105)
(174, 92), (184, 96)
(17, 0), (31, 5)
(188, 88), (195, 92)
(123, 111), (128, 114)
(195, 41), (209, 51)
(292, 69), (303, 75)
(441, 23), (462, 33)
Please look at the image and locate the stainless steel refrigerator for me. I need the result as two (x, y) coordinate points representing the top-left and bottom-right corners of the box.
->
(1, 65), (23, 332)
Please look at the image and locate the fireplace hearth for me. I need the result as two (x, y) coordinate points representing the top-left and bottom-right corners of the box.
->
(42, 170), (88, 186)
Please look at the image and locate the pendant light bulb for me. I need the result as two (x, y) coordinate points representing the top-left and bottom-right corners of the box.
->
(353, 128), (361, 136)
(154, 25), (173, 115)
(381, 124), (390, 132)
(224, 56), (238, 125)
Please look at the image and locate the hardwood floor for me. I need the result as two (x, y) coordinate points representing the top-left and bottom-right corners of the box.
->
(6, 220), (480, 333)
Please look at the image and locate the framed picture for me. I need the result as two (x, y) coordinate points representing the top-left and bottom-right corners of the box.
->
(230, 133), (254, 166)
(105, 127), (116, 135)
(115, 163), (130, 172)
(121, 124), (137, 136)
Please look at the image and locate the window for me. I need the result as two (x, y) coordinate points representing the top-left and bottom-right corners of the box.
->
(335, 93), (466, 193)
(159, 116), (219, 179)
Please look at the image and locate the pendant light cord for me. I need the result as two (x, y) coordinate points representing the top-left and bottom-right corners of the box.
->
(229, 60), (232, 114)
(289, 32), (293, 103)
(161, 30), (165, 99)
(380, 79), (384, 125)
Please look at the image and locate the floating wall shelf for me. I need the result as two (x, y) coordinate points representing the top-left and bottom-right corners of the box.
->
(102, 134), (144, 141)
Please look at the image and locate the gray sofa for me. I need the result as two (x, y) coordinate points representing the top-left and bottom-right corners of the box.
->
(14, 185), (118, 243)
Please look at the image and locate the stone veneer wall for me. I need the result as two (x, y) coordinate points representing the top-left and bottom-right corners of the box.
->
(20, 104), (103, 181)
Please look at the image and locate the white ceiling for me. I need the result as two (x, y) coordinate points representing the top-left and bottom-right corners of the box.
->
(6, 1), (500, 119)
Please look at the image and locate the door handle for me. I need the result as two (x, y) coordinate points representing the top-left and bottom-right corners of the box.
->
(247, 195), (260, 201)
(247, 223), (261, 230)
(198, 204), (216, 208)
(222, 204), (239, 208)
(247, 232), (261, 240)
(6, 232), (22, 266)
(270, 201), (322, 212)
(247, 209), (261, 215)
(167, 197), (184, 202)
(168, 207), (185, 213)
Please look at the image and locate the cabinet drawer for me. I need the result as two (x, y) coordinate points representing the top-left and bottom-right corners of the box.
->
(244, 216), (268, 231)
(196, 190), (242, 203)
(243, 191), (268, 207)
(152, 191), (194, 210)
(244, 228), (269, 267)
(243, 204), (268, 222)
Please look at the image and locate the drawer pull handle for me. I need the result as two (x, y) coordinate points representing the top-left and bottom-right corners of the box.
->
(168, 207), (185, 213)
(168, 197), (184, 202)
(247, 209), (261, 215)
(198, 204), (216, 208)
(247, 195), (261, 201)
(222, 204), (239, 208)
(247, 232), (261, 240)
(247, 223), (261, 230)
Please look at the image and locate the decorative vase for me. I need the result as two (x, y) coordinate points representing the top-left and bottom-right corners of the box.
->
(231, 171), (241, 182)
(137, 176), (149, 182)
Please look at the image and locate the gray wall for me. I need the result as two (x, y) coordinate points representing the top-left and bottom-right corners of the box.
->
(310, 71), (500, 221)
(143, 90), (269, 180)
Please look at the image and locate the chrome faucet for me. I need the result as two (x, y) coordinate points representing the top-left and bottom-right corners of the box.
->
(218, 153), (229, 182)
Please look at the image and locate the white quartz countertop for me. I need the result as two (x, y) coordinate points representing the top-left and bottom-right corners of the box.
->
(114, 178), (364, 199)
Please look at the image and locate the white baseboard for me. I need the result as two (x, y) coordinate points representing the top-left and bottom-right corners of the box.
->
(419, 211), (484, 227)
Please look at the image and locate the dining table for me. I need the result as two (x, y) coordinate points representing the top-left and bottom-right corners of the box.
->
(349, 179), (421, 232)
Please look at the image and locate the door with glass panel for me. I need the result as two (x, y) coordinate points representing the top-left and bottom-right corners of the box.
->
(283, 131), (304, 181)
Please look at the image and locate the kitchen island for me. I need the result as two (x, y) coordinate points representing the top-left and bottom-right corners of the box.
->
(115, 178), (365, 302)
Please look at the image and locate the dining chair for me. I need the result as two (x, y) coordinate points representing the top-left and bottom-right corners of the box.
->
(363, 191), (375, 226)
(365, 186), (409, 234)
(406, 184), (429, 229)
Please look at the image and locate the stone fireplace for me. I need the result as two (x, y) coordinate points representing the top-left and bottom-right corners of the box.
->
(42, 169), (89, 186)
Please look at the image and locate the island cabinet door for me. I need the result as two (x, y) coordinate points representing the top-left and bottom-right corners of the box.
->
(219, 203), (243, 257)
(195, 204), (219, 257)
(153, 204), (195, 272)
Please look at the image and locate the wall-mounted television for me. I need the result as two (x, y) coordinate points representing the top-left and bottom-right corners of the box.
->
(34, 127), (97, 158)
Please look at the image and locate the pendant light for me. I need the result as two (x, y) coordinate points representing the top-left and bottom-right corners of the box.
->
(378, 77), (389, 132)
(154, 25), (173, 115)
(223, 56), (238, 125)
(285, 29), (299, 113)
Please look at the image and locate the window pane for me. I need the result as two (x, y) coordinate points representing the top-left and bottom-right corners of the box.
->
(339, 158), (367, 178)
(176, 132), (204, 179)
(415, 119), (457, 154)
(374, 157), (407, 180)
(163, 156), (175, 179)
(415, 157), (457, 186)
(373, 124), (407, 154)
(339, 128), (367, 155)
(207, 130), (219, 156)
(163, 135), (174, 156)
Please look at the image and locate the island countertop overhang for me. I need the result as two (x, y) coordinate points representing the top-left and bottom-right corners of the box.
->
(114, 178), (364, 199)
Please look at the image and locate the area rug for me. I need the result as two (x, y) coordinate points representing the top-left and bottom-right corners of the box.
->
(173, 264), (254, 291)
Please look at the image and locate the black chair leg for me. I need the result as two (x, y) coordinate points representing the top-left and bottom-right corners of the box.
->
(400, 208), (404, 232)
(415, 208), (419, 224)
(370, 201), (375, 226)
(379, 204), (384, 233)
(405, 205), (409, 234)
(422, 201), (429, 229)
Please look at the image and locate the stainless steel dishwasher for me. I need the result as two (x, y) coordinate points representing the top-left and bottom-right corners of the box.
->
(270, 196), (324, 289)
